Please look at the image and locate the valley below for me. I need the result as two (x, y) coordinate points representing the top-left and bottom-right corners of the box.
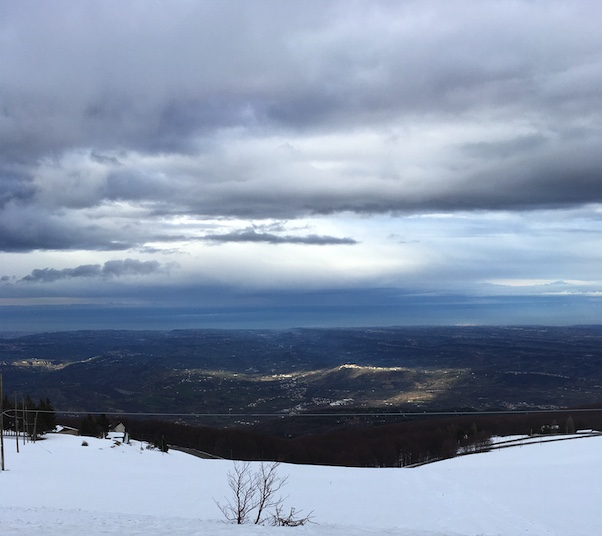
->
(1, 325), (601, 428)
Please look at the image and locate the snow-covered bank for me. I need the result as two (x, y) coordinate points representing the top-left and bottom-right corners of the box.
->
(0, 432), (600, 536)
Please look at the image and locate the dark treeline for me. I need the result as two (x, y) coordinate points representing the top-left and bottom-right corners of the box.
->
(58, 407), (602, 467)
(287, 409), (602, 466)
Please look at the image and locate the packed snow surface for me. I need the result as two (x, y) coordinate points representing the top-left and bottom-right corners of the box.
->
(0, 432), (600, 535)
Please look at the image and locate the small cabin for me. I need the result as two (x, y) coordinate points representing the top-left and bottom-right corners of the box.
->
(109, 422), (129, 443)
(54, 424), (80, 436)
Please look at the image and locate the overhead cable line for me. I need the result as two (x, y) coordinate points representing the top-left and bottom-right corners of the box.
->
(9, 407), (600, 418)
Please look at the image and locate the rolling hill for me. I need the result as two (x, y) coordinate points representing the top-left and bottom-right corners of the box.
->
(1, 326), (601, 424)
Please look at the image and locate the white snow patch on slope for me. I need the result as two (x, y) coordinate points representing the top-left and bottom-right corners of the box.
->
(0, 432), (600, 536)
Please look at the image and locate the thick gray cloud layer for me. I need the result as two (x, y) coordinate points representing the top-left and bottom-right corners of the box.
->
(1, 1), (600, 253)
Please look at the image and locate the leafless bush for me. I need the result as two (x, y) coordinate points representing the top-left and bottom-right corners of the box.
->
(272, 505), (313, 527)
(215, 461), (312, 526)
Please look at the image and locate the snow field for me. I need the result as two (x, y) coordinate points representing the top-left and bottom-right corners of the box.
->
(0, 432), (601, 536)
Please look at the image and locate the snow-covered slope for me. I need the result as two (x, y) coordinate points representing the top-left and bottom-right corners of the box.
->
(0, 432), (600, 536)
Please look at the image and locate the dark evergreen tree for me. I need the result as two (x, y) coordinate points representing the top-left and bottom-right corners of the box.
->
(37, 398), (57, 433)
(96, 414), (110, 438)
(79, 414), (111, 438)
(80, 414), (98, 437)
(152, 435), (169, 452)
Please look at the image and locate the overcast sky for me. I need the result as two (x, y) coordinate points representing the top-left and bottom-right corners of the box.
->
(1, 0), (601, 331)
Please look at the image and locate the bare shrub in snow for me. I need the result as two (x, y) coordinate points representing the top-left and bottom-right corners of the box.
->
(272, 505), (313, 527)
(215, 461), (312, 526)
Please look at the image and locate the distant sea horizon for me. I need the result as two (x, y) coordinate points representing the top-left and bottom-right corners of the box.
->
(0, 293), (599, 333)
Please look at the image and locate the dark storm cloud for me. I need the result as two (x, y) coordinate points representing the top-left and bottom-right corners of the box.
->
(104, 170), (172, 202)
(452, 138), (602, 211)
(203, 228), (357, 245)
(1, 2), (598, 139)
(0, 1), (601, 252)
(0, 205), (135, 252)
(21, 265), (101, 283)
(19, 259), (163, 283)
(0, 169), (35, 208)
(462, 135), (549, 160)
(101, 259), (163, 277)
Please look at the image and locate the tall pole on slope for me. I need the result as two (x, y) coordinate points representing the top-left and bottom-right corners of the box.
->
(23, 398), (27, 445)
(14, 392), (19, 453)
(1, 373), (5, 471)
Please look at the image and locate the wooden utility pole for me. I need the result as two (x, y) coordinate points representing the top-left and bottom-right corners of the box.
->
(1, 374), (5, 471)
(22, 399), (27, 445)
(14, 392), (19, 453)
(32, 410), (38, 443)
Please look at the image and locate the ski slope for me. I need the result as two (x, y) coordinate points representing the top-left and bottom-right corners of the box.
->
(0, 431), (600, 536)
